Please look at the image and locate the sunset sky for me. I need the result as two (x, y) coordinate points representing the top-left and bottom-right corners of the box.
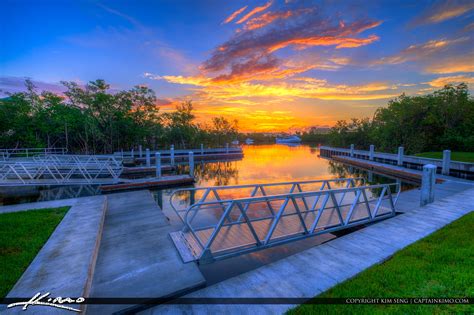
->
(1, 0), (473, 131)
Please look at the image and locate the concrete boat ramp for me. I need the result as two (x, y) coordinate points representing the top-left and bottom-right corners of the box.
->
(2, 179), (473, 314)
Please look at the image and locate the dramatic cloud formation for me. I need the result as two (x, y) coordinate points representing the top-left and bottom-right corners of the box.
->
(411, 0), (474, 25)
(145, 1), (400, 130)
(202, 12), (381, 83)
(223, 5), (248, 24)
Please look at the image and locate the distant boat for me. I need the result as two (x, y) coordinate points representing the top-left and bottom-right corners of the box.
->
(231, 140), (239, 145)
(276, 135), (301, 144)
(245, 138), (254, 144)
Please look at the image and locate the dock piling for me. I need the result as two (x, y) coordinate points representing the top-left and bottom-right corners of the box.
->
(200, 144), (204, 156)
(226, 143), (229, 153)
(421, 164), (436, 206)
(170, 145), (175, 166)
(397, 147), (404, 166)
(155, 152), (161, 178)
(442, 150), (451, 175)
(146, 149), (151, 167)
(350, 144), (354, 157)
(189, 152), (194, 176)
(369, 145), (375, 161)
(139, 145), (143, 158)
(131, 148), (134, 157)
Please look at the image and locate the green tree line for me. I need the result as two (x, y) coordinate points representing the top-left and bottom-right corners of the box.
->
(0, 79), (238, 153)
(303, 84), (474, 154)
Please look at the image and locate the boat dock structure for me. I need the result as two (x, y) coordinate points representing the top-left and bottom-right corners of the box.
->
(2, 172), (472, 313)
(320, 145), (474, 179)
(0, 145), (243, 190)
(1, 144), (473, 314)
(116, 145), (243, 165)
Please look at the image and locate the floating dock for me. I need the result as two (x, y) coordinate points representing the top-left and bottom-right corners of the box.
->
(121, 165), (176, 176)
(99, 175), (194, 192)
(332, 155), (445, 183)
(320, 145), (474, 179)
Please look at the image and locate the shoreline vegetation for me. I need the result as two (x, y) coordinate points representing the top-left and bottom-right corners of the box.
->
(1, 81), (473, 156)
(0, 79), (238, 154)
(0, 207), (70, 297)
(300, 83), (473, 155)
(289, 212), (474, 314)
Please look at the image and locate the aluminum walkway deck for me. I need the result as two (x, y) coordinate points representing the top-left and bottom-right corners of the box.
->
(169, 178), (400, 263)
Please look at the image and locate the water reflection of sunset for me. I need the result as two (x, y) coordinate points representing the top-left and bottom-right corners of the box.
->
(196, 144), (338, 187)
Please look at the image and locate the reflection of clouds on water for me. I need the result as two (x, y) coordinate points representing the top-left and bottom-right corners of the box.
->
(153, 144), (415, 224)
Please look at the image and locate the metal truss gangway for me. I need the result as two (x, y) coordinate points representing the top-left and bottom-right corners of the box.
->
(169, 178), (400, 264)
(0, 154), (123, 186)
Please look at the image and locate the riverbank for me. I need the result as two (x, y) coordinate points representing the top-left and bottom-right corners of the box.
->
(415, 151), (474, 163)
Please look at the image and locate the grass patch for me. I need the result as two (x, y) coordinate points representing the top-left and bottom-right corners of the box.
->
(288, 212), (474, 314)
(0, 207), (69, 298)
(414, 151), (474, 163)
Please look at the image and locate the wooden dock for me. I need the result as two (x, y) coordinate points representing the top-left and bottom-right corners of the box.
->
(99, 175), (194, 192)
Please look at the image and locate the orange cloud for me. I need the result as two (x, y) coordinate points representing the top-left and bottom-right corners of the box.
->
(424, 53), (474, 74)
(161, 74), (400, 101)
(412, 0), (474, 25)
(268, 34), (379, 52)
(244, 10), (294, 30)
(424, 75), (474, 87)
(373, 38), (468, 65)
(236, 1), (273, 24)
(223, 5), (248, 24)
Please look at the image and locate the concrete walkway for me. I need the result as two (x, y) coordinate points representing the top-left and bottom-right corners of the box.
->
(140, 187), (474, 314)
(4, 195), (107, 314)
(1, 191), (206, 315)
(88, 190), (206, 314)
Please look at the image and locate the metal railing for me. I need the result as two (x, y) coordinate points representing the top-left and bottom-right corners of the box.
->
(170, 178), (366, 223)
(169, 180), (399, 263)
(0, 154), (123, 186)
(0, 147), (67, 160)
(116, 147), (243, 158)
